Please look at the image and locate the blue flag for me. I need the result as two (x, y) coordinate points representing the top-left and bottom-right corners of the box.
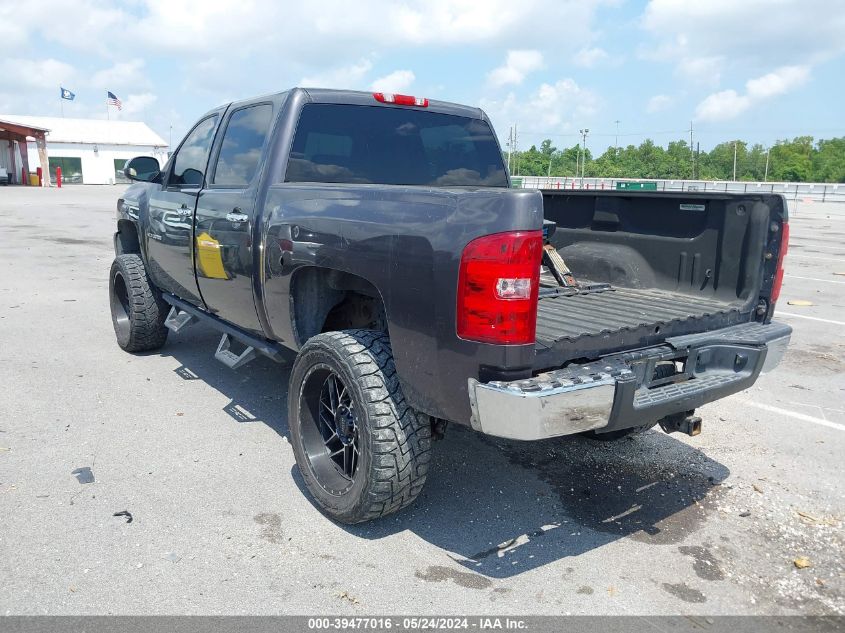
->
(60, 87), (75, 101)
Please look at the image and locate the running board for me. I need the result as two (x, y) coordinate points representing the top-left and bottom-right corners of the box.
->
(160, 293), (293, 365)
(215, 333), (257, 370)
(164, 306), (197, 333)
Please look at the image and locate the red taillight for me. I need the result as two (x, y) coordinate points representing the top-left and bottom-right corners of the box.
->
(373, 92), (429, 107)
(770, 221), (789, 304)
(457, 231), (543, 345)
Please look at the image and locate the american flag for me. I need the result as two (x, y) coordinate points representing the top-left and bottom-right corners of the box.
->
(107, 91), (122, 111)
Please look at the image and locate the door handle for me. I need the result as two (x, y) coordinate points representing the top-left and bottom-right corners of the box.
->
(226, 209), (249, 223)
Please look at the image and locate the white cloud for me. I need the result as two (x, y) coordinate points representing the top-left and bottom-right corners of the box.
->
(480, 78), (599, 142)
(642, 0), (845, 75)
(675, 56), (723, 86)
(370, 70), (415, 93)
(694, 65), (809, 121)
(487, 50), (544, 87)
(573, 47), (609, 68)
(91, 61), (149, 91)
(0, 0), (611, 140)
(301, 58), (374, 89)
(694, 90), (751, 122)
(121, 92), (158, 117)
(0, 58), (76, 89)
(646, 94), (672, 113)
(746, 65), (809, 99)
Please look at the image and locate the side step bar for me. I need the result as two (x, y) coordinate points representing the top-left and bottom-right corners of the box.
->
(215, 334), (257, 370)
(164, 306), (197, 333)
(161, 293), (293, 367)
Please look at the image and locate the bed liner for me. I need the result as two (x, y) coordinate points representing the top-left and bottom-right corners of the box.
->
(533, 286), (750, 369)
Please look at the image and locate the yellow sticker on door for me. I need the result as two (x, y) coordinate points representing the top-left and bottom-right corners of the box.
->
(196, 232), (228, 279)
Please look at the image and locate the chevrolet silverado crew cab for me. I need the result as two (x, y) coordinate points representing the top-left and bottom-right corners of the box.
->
(110, 88), (791, 523)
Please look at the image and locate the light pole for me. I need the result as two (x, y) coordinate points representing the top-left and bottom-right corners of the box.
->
(614, 120), (620, 153)
(764, 147), (770, 182)
(732, 141), (738, 181)
(579, 128), (590, 186)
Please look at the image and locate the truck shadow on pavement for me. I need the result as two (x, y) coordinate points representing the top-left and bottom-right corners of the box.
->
(345, 425), (730, 579)
(159, 325), (731, 580)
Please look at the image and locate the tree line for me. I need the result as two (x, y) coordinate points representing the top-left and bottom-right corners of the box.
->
(508, 136), (845, 183)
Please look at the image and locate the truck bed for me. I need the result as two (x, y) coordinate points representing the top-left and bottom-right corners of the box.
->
(534, 287), (748, 367)
(532, 190), (781, 369)
(536, 287), (741, 344)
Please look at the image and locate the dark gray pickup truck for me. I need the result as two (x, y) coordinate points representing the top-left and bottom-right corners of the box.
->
(111, 88), (791, 523)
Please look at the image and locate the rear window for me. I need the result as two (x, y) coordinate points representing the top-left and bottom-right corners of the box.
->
(285, 104), (508, 187)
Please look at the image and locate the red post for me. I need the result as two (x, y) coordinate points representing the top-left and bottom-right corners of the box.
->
(22, 167), (27, 186)
(36, 167), (43, 187)
(56, 166), (62, 188)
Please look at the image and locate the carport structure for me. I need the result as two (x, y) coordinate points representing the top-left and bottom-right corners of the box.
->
(0, 118), (51, 185)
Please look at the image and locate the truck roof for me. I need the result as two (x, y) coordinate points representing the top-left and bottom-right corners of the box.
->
(224, 87), (487, 122)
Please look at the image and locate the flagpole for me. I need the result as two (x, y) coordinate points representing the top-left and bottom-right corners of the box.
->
(60, 98), (64, 118)
(106, 101), (109, 121)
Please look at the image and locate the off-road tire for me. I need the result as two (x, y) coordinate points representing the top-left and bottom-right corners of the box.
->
(289, 330), (431, 523)
(109, 254), (169, 352)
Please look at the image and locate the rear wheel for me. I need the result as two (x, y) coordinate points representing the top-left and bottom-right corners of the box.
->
(109, 254), (169, 352)
(289, 330), (431, 523)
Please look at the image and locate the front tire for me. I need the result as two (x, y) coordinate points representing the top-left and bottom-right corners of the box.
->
(289, 330), (431, 524)
(109, 254), (168, 352)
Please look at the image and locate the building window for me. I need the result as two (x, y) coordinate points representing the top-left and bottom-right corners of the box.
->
(114, 159), (129, 184)
(49, 157), (83, 184)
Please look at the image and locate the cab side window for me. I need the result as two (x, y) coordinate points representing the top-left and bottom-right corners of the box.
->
(169, 115), (218, 186)
(212, 104), (274, 187)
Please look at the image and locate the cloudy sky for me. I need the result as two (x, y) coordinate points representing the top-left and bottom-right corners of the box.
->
(1, 0), (843, 152)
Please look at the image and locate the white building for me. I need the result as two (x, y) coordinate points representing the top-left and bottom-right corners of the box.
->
(0, 115), (168, 185)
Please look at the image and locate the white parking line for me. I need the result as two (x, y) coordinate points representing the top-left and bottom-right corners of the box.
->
(786, 275), (845, 285)
(788, 254), (844, 262)
(777, 312), (845, 325)
(737, 400), (845, 432)
(788, 244), (845, 253)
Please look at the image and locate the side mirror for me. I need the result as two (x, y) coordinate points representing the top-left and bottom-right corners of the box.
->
(124, 156), (160, 182)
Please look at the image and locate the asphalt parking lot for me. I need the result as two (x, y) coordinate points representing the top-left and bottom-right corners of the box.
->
(0, 185), (843, 615)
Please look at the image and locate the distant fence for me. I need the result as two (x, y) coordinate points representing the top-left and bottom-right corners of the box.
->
(512, 176), (845, 203)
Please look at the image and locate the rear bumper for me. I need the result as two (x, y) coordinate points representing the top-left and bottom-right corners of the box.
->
(467, 321), (791, 441)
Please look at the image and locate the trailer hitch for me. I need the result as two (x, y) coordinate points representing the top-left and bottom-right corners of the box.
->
(659, 411), (703, 437)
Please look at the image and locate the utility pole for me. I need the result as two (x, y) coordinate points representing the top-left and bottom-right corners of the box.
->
(506, 126), (513, 173)
(733, 141), (738, 181)
(579, 128), (590, 186)
(764, 147), (770, 182)
(513, 123), (518, 176)
(689, 120), (694, 177)
(614, 120), (620, 153)
(575, 144), (579, 181)
(695, 142), (700, 180)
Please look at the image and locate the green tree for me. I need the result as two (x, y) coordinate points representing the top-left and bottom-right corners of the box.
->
(505, 134), (845, 183)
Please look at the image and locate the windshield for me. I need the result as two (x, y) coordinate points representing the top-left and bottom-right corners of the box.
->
(285, 103), (508, 187)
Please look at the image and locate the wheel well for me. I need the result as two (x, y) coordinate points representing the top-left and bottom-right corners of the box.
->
(291, 268), (387, 346)
(115, 219), (141, 255)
